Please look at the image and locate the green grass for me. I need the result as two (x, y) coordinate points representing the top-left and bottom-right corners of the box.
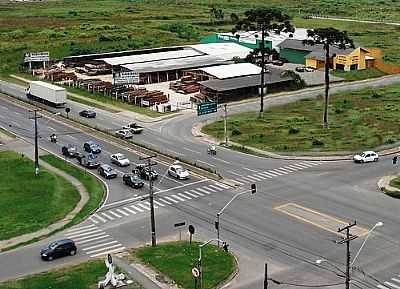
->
(0, 260), (107, 289)
(134, 241), (236, 289)
(67, 94), (121, 113)
(0, 151), (80, 241)
(0, 127), (16, 138)
(0, 0), (399, 78)
(203, 83), (400, 153)
(385, 177), (400, 199)
(40, 154), (105, 226)
(332, 68), (387, 81)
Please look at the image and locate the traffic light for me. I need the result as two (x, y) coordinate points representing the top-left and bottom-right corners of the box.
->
(251, 183), (256, 194)
(393, 156), (398, 165)
(215, 221), (219, 230)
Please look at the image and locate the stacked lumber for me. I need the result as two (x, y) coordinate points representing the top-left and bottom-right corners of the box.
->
(170, 75), (200, 94)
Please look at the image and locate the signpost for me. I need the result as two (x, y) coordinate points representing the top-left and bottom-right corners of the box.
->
(192, 267), (200, 289)
(189, 225), (195, 244)
(24, 52), (50, 62)
(197, 102), (217, 116)
(113, 71), (139, 85)
(174, 221), (186, 241)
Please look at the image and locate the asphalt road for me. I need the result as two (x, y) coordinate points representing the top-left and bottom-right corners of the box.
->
(1, 76), (400, 288)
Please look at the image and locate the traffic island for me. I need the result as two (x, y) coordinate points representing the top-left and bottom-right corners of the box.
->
(378, 175), (400, 199)
(0, 260), (142, 289)
(126, 241), (237, 289)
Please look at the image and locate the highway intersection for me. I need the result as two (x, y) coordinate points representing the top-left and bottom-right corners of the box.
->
(1, 77), (400, 289)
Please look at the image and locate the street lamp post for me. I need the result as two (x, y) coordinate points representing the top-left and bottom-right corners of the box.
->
(198, 239), (224, 289)
(351, 222), (383, 267)
(316, 259), (346, 278)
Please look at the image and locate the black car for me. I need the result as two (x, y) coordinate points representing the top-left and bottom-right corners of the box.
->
(76, 153), (100, 169)
(134, 164), (158, 180)
(40, 239), (77, 261)
(98, 164), (118, 179)
(79, 110), (96, 118)
(123, 174), (144, 189)
(61, 144), (78, 158)
(83, 141), (101, 154)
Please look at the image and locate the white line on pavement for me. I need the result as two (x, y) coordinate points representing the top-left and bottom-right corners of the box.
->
(197, 188), (212, 195)
(108, 211), (122, 218)
(377, 285), (389, 289)
(190, 189), (205, 196)
(214, 183), (230, 189)
(82, 241), (118, 251)
(243, 167), (258, 173)
(116, 208), (130, 216)
(122, 207), (137, 214)
(153, 200), (165, 206)
(170, 194), (186, 201)
(101, 212), (115, 220)
(183, 191), (198, 198)
(177, 192), (192, 200)
(67, 224), (96, 233)
(72, 232), (108, 242)
(75, 235), (111, 245)
(157, 198), (172, 205)
(90, 247), (126, 258)
(91, 214), (107, 223)
(164, 196), (179, 203)
(183, 147), (200, 154)
(228, 170), (242, 177)
(66, 229), (103, 239)
(137, 203), (150, 210)
(385, 282), (400, 289)
(130, 204), (144, 212)
(144, 201), (158, 209)
(213, 157), (231, 164)
(203, 186), (217, 192)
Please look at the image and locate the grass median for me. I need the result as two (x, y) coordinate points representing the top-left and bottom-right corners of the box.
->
(332, 68), (387, 81)
(203, 83), (400, 154)
(132, 241), (236, 289)
(385, 178), (400, 199)
(0, 151), (80, 241)
(40, 154), (105, 226)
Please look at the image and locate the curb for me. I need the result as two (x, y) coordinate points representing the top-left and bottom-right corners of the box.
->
(377, 175), (400, 193)
(217, 253), (240, 289)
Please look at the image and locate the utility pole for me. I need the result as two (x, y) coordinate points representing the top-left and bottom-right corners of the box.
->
(259, 22), (266, 118)
(223, 103), (228, 146)
(338, 221), (358, 289)
(29, 109), (42, 176)
(139, 154), (157, 247)
(264, 263), (268, 289)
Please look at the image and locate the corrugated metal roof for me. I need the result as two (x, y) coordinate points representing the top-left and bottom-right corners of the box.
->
(200, 67), (292, 91)
(189, 43), (252, 60)
(98, 48), (204, 66)
(200, 63), (261, 79)
(121, 55), (229, 73)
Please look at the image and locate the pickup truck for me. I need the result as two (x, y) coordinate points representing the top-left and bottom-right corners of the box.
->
(122, 123), (144, 134)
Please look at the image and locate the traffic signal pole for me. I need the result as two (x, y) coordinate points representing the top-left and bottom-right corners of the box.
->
(29, 109), (42, 176)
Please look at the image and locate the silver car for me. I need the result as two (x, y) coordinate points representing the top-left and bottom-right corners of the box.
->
(110, 153), (130, 167)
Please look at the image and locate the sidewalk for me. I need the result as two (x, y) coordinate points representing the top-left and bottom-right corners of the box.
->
(0, 135), (89, 251)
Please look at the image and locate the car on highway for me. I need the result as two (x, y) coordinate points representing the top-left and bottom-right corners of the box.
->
(168, 164), (190, 180)
(134, 164), (158, 180)
(353, 151), (379, 163)
(61, 144), (78, 158)
(76, 152), (100, 169)
(122, 123), (144, 134)
(98, 164), (118, 179)
(40, 239), (77, 261)
(110, 153), (130, 167)
(83, 141), (101, 154)
(115, 129), (133, 139)
(79, 110), (96, 118)
(123, 174), (144, 189)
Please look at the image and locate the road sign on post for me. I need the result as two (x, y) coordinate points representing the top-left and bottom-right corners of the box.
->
(189, 225), (195, 244)
(174, 221), (186, 241)
(197, 102), (217, 116)
(251, 183), (257, 194)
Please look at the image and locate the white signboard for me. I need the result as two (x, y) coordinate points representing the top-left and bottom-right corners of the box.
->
(24, 52), (50, 62)
(113, 71), (139, 85)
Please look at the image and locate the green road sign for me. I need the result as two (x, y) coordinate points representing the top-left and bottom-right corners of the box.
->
(197, 102), (217, 116)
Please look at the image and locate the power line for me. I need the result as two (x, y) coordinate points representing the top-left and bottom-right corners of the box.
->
(269, 278), (344, 287)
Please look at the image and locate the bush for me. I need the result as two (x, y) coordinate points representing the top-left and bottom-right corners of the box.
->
(159, 22), (199, 40)
(288, 127), (299, 134)
(231, 128), (242, 136)
(312, 139), (324, 146)
(372, 91), (382, 98)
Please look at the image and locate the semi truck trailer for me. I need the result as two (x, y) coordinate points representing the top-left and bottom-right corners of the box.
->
(26, 81), (66, 108)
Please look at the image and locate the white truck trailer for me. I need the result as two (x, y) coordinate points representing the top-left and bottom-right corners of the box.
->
(27, 81), (66, 108)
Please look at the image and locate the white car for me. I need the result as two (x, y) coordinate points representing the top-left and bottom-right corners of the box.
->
(110, 153), (130, 167)
(353, 151), (379, 163)
(115, 129), (133, 139)
(168, 164), (190, 180)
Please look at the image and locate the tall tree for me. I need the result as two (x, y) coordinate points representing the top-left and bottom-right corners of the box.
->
(233, 8), (294, 117)
(303, 28), (354, 129)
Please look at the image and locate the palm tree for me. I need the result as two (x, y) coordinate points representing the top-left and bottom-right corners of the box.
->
(303, 28), (354, 129)
(233, 8), (294, 117)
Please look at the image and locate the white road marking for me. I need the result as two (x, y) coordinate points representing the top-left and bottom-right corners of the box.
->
(245, 175), (263, 181)
(122, 207), (137, 214)
(271, 168), (290, 175)
(269, 169), (286, 175)
(90, 217), (99, 224)
(157, 198), (172, 205)
(67, 224), (96, 233)
(108, 211), (122, 218)
(183, 147), (200, 154)
(170, 194), (186, 201)
(72, 232), (108, 242)
(243, 167), (258, 173)
(130, 205), (144, 212)
(90, 247), (126, 258)
(203, 186), (217, 192)
(101, 212), (115, 220)
(144, 201), (158, 209)
(291, 163), (309, 169)
(82, 241), (118, 251)
(275, 167), (294, 173)
(177, 192), (192, 200)
(164, 196), (179, 203)
(257, 172), (273, 178)
(190, 189), (205, 196)
(153, 200), (165, 206)
(235, 178), (249, 184)
(85, 244), (123, 254)
(116, 208), (130, 216)
(91, 214), (107, 223)
(213, 157), (231, 164)
(66, 229), (103, 239)
(197, 188), (212, 195)
(47, 127), (56, 131)
(182, 191), (198, 198)
(299, 162), (316, 167)
(65, 226), (99, 236)
(303, 161), (320, 166)
(229, 179), (244, 185)
(253, 174), (267, 180)
(137, 203), (150, 210)
(208, 185), (222, 191)
(392, 278), (400, 284)
(284, 165), (301, 171)
(213, 183), (230, 189)
(377, 285), (389, 289)
(384, 282), (400, 289)
(228, 170), (242, 177)
(260, 171), (279, 177)
(75, 235), (111, 245)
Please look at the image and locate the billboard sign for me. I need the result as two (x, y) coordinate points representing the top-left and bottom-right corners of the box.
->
(113, 71), (139, 85)
(197, 102), (217, 116)
(24, 52), (50, 62)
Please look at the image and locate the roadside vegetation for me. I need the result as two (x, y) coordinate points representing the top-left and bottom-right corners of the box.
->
(385, 178), (400, 199)
(132, 241), (236, 289)
(40, 154), (105, 226)
(0, 260), (141, 289)
(203, 83), (400, 153)
(0, 0), (399, 77)
(0, 151), (80, 241)
(332, 68), (387, 81)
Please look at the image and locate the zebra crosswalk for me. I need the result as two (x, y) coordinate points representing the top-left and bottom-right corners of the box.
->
(377, 275), (400, 289)
(232, 161), (324, 185)
(89, 182), (230, 224)
(64, 224), (125, 258)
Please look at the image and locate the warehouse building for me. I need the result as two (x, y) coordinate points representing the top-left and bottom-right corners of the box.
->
(184, 62), (261, 81)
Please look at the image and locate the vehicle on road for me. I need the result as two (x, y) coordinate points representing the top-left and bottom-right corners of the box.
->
(110, 153), (130, 167)
(207, 144), (216, 155)
(168, 164), (190, 180)
(26, 81), (66, 108)
(61, 144), (78, 158)
(40, 239), (77, 261)
(50, 133), (57, 143)
(115, 129), (133, 139)
(79, 110), (96, 118)
(353, 151), (379, 163)
(122, 123), (144, 134)
(295, 66), (306, 72)
(76, 152), (100, 169)
(123, 174), (144, 189)
(98, 164), (118, 179)
(134, 164), (158, 180)
(83, 141), (101, 154)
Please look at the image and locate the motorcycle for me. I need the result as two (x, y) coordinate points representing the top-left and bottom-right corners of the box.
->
(207, 146), (216, 155)
(50, 134), (57, 143)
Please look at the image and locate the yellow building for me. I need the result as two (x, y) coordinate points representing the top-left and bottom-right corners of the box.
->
(333, 47), (374, 71)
